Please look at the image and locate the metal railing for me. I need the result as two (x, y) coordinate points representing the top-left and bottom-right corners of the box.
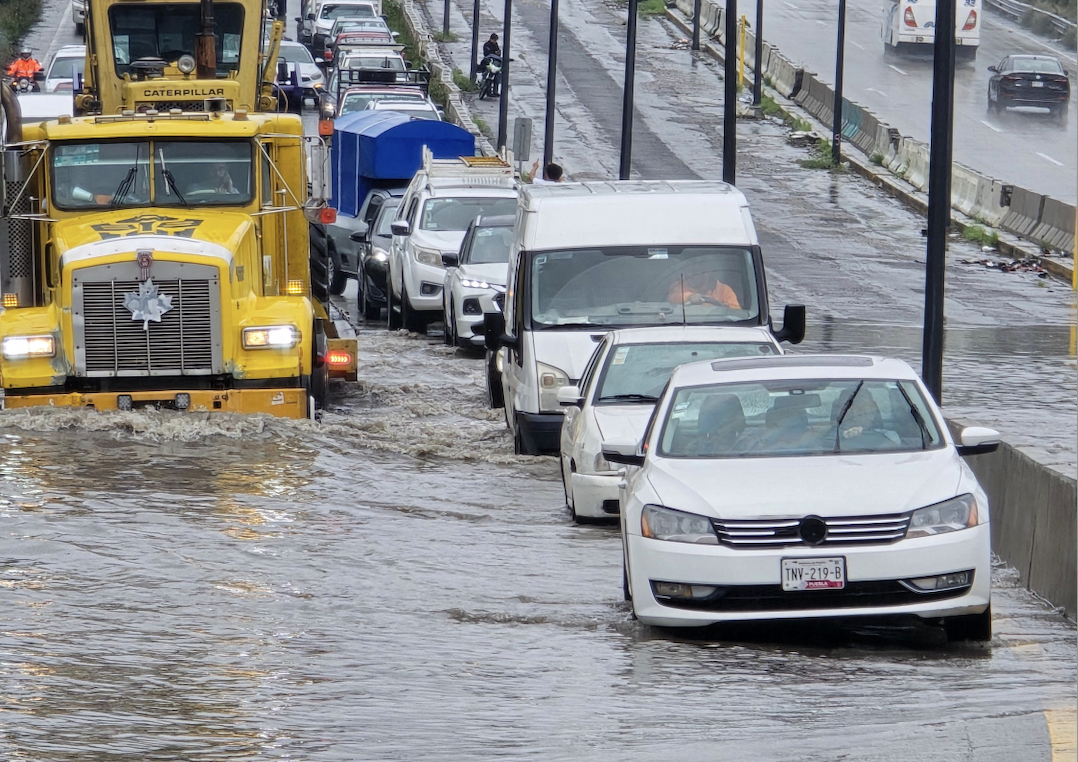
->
(983, 0), (1076, 37)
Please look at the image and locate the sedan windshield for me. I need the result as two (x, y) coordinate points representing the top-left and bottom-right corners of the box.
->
(1010, 57), (1064, 74)
(341, 92), (422, 114)
(531, 246), (759, 328)
(420, 197), (518, 232)
(658, 379), (943, 458)
(322, 3), (375, 18)
(277, 44), (315, 64)
(464, 226), (513, 264)
(596, 342), (778, 403)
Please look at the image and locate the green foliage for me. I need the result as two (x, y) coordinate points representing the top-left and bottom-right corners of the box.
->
(0, 0), (43, 65)
(789, 115), (812, 132)
(428, 76), (448, 107)
(800, 139), (844, 170)
(452, 67), (476, 92)
(431, 29), (458, 42)
(382, 0), (419, 65)
(870, 151), (885, 165)
(638, 0), (666, 15)
(474, 116), (490, 135)
(961, 225), (1000, 247)
(759, 94), (783, 117)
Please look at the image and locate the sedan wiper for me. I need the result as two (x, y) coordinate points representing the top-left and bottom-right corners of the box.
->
(833, 380), (864, 452)
(896, 383), (930, 449)
(598, 393), (659, 403)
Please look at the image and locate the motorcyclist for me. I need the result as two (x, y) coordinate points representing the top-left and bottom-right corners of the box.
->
(478, 34), (502, 96)
(7, 49), (43, 87)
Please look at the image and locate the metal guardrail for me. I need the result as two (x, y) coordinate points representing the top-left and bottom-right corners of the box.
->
(983, 0), (1076, 37)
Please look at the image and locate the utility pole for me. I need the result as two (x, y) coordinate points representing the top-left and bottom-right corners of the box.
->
(443, 0), (451, 39)
(922, 0), (957, 402)
(752, 0), (763, 105)
(722, 0), (737, 184)
(543, 0), (559, 167)
(692, 0), (701, 50)
(496, 0), (512, 150)
(831, 0), (846, 165)
(619, 0), (639, 179)
(470, 0), (481, 80)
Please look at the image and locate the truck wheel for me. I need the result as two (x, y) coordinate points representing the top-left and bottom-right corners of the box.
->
(306, 320), (330, 415)
(944, 604), (992, 643)
(328, 239), (347, 296)
(485, 350), (504, 408)
(309, 225), (331, 304)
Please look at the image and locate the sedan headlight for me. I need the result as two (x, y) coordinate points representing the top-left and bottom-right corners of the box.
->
(413, 245), (443, 268)
(641, 504), (718, 545)
(242, 325), (300, 349)
(2, 335), (55, 359)
(906, 494), (979, 539)
(461, 278), (496, 290)
(371, 248), (389, 263)
(537, 361), (570, 412)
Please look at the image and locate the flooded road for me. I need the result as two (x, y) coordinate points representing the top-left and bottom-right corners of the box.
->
(3, 319), (1076, 760)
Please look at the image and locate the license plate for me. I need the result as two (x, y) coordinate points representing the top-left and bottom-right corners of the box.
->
(782, 557), (846, 591)
(1032, 81), (1044, 88)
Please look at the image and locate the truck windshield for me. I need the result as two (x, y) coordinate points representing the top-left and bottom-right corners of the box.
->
(530, 246), (760, 328)
(51, 140), (254, 210)
(108, 3), (244, 77)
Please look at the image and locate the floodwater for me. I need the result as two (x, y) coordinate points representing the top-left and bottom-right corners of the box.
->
(2, 320), (1076, 760)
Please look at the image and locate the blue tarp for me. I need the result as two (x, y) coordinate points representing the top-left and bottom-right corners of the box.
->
(331, 111), (476, 217)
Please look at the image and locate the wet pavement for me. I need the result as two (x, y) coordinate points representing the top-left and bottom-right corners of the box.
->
(3, 2), (1075, 759)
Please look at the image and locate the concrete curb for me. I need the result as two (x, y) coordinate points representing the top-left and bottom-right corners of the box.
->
(665, 4), (1077, 286)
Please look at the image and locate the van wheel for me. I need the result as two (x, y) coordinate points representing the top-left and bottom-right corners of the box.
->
(944, 604), (992, 643)
(486, 351), (504, 408)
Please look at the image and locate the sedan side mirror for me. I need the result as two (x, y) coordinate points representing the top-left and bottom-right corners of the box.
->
(601, 440), (645, 467)
(349, 222), (369, 243)
(557, 385), (582, 407)
(772, 304), (806, 344)
(987, 65), (997, 72)
(956, 426), (1001, 456)
(390, 220), (411, 236)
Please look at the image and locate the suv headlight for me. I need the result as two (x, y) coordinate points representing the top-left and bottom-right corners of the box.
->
(243, 325), (299, 349)
(413, 245), (443, 268)
(641, 504), (718, 545)
(2, 335), (55, 359)
(461, 278), (495, 289)
(537, 361), (569, 412)
(906, 494), (979, 539)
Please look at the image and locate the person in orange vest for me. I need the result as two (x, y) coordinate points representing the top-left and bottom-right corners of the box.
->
(667, 270), (742, 310)
(7, 49), (43, 83)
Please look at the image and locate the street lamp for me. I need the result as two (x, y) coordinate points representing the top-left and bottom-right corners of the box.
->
(619, 0), (639, 179)
(831, 0), (846, 165)
(752, 0), (763, 106)
(543, 0), (559, 167)
(722, 0), (737, 184)
(470, 0), (481, 80)
(496, 0), (512, 150)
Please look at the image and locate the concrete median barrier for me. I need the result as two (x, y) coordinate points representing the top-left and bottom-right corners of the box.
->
(675, 0), (693, 19)
(765, 51), (802, 98)
(972, 178), (1009, 227)
(900, 139), (930, 191)
(951, 164), (983, 218)
(999, 186), (1045, 238)
(1029, 197), (1076, 252)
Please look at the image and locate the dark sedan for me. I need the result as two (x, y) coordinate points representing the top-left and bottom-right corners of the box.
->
(988, 55), (1070, 121)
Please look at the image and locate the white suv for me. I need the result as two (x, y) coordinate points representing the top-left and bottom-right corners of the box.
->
(388, 156), (517, 333)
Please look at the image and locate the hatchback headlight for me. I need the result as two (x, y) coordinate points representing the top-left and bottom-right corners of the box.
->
(537, 361), (570, 412)
(243, 325), (299, 349)
(461, 278), (495, 289)
(641, 504), (718, 545)
(2, 335), (55, 359)
(906, 494), (979, 539)
(413, 245), (443, 268)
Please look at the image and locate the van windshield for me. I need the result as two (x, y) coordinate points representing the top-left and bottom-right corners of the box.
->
(530, 246), (759, 328)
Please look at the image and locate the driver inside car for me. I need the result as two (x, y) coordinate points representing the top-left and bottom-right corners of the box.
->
(667, 270), (741, 310)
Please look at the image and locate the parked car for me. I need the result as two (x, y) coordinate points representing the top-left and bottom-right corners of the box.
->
(352, 195), (402, 319)
(71, 0), (86, 34)
(337, 86), (428, 117)
(299, 0), (378, 45)
(987, 55), (1070, 121)
(602, 354), (999, 641)
(364, 99), (441, 120)
(44, 45), (85, 93)
(388, 155), (517, 333)
(442, 215), (513, 348)
(558, 326), (782, 523)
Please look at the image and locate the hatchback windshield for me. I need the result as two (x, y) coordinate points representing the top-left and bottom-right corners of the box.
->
(596, 342), (778, 403)
(109, 3), (243, 77)
(465, 226), (513, 264)
(658, 379), (943, 458)
(276, 43), (316, 64)
(420, 197), (518, 232)
(531, 246), (759, 328)
(52, 139), (254, 210)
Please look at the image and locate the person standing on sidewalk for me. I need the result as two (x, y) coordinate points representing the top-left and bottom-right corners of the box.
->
(529, 160), (564, 184)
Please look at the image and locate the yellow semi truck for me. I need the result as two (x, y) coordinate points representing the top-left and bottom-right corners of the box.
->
(0, 0), (356, 417)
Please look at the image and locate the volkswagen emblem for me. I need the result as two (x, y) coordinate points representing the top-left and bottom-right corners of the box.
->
(799, 516), (828, 545)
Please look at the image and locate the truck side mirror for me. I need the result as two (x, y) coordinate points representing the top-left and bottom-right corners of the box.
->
(390, 220), (411, 236)
(306, 12), (315, 19)
(441, 252), (459, 267)
(772, 304), (806, 344)
(601, 441), (645, 467)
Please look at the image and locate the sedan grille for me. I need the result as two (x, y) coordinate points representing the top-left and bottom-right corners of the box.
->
(711, 513), (911, 549)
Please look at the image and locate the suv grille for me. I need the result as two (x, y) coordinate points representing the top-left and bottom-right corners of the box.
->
(711, 514), (911, 549)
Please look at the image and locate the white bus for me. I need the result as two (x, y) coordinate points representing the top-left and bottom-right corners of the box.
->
(882, 0), (982, 59)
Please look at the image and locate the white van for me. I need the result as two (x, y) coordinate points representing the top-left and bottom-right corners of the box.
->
(882, 0), (981, 59)
(484, 181), (806, 456)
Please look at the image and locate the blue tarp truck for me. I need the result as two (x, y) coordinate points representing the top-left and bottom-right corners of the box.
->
(319, 110), (475, 310)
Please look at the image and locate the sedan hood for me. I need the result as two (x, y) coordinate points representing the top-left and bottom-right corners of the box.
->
(458, 263), (507, 285)
(646, 449), (964, 519)
(593, 405), (654, 444)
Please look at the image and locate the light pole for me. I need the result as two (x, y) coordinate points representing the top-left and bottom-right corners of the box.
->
(692, 0), (701, 51)
(496, 0), (512, 150)
(619, 0), (639, 179)
(543, 0), (559, 167)
(831, 0), (846, 165)
(443, 0), (451, 39)
(470, 0), (481, 80)
(922, 0), (957, 402)
(752, 0), (763, 105)
(722, 0), (737, 184)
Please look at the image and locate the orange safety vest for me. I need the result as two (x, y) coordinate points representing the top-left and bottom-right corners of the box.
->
(7, 58), (42, 79)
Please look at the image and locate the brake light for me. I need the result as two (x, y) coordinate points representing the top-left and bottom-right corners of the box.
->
(962, 9), (977, 30)
(327, 350), (352, 366)
(903, 6), (916, 26)
(324, 48), (333, 61)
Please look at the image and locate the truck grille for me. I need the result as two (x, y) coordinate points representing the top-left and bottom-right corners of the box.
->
(711, 513), (911, 549)
(73, 265), (222, 377)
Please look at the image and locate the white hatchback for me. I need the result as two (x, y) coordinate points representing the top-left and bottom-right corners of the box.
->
(442, 214), (512, 347)
(558, 326), (782, 523)
(603, 354), (999, 641)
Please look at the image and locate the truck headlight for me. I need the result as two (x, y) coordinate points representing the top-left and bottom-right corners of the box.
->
(641, 504), (718, 545)
(906, 494), (979, 539)
(537, 361), (569, 412)
(413, 245), (443, 268)
(2, 335), (55, 359)
(243, 325), (300, 349)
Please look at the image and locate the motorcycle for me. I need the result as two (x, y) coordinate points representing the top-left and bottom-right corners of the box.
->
(6, 70), (43, 94)
(476, 54), (501, 100)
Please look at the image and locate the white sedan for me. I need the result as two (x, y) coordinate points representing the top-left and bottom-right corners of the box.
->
(442, 215), (513, 348)
(602, 354), (998, 641)
(557, 326), (783, 523)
